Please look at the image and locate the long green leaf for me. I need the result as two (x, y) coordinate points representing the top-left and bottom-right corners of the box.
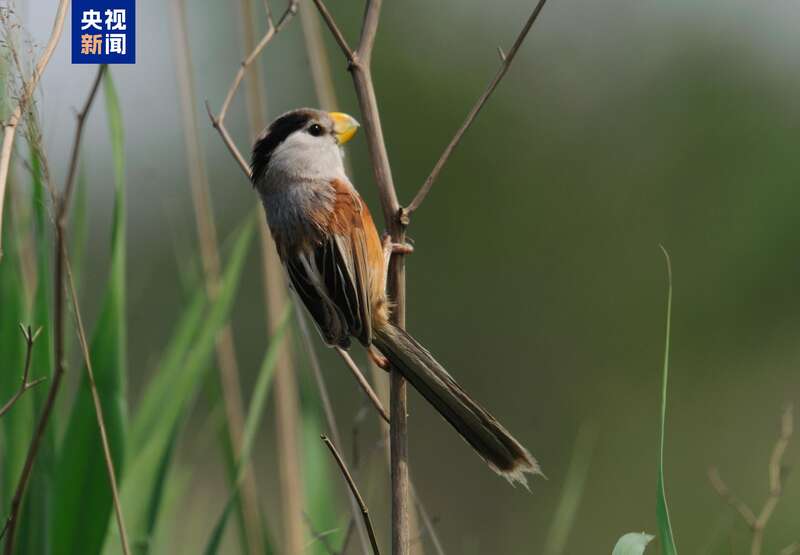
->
(656, 246), (677, 555)
(128, 287), (206, 452)
(202, 305), (291, 555)
(130, 216), (255, 452)
(111, 217), (255, 554)
(53, 69), (128, 555)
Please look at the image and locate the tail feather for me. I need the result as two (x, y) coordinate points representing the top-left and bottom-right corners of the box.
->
(373, 324), (542, 487)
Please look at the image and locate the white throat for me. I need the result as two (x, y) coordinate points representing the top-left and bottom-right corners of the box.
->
(265, 132), (346, 186)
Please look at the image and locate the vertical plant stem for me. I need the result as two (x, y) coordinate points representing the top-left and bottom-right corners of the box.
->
(299, 2), (339, 113)
(168, 2), (264, 552)
(260, 226), (306, 555)
(172, 6), (260, 552)
(235, 2), (306, 551)
(310, 0), (411, 550)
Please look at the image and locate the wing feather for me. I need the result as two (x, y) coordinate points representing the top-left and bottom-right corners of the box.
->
(280, 178), (380, 348)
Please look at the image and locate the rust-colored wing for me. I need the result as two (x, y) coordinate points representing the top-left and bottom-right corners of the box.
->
(284, 179), (384, 348)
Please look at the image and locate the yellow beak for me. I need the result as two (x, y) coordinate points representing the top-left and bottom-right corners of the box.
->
(329, 112), (360, 144)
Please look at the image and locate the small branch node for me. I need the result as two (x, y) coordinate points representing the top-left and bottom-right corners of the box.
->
(398, 207), (410, 227)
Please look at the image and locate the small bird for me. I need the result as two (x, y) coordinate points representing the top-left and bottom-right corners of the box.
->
(251, 108), (541, 485)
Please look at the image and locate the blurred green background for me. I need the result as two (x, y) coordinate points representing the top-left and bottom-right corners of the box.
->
(13, 0), (800, 552)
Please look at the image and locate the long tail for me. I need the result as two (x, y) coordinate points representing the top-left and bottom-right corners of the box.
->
(373, 324), (542, 487)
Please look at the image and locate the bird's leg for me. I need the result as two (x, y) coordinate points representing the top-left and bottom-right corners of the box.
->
(381, 233), (414, 292)
(368, 346), (390, 371)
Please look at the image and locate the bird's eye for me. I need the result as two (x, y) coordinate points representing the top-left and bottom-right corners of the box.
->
(308, 124), (324, 137)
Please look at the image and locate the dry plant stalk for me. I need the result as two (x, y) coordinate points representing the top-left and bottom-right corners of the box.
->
(0, 325), (45, 418)
(294, 298), (373, 553)
(311, 0), (550, 551)
(708, 404), (795, 555)
(63, 251), (131, 555)
(0, 0), (68, 260)
(298, 7), (442, 551)
(168, 1), (264, 551)
(230, 2), (307, 552)
(321, 435), (381, 555)
(3, 64), (107, 555)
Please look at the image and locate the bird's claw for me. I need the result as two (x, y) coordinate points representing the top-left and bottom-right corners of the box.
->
(368, 347), (390, 371)
(381, 233), (414, 256)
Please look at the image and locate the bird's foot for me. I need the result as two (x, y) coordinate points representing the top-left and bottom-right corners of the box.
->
(368, 347), (390, 371)
(382, 233), (414, 263)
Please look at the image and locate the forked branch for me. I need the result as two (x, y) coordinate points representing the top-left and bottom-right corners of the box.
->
(0, 325), (45, 418)
(206, 0), (299, 173)
(708, 404), (794, 555)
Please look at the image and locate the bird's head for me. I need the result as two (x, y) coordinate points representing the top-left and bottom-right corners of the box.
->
(251, 108), (359, 188)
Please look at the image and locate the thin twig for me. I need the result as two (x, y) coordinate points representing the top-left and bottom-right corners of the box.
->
(781, 542), (800, 555)
(302, 512), (340, 555)
(0, 0), (68, 259)
(707, 467), (757, 528)
(410, 485), (446, 555)
(169, 1), (264, 551)
(63, 249), (131, 555)
(295, 304), (373, 554)
(404, 0), (550, 215)
(216, 1), (298, 126)
(2, 63), (106, 555)
(60, 68), (106, 221)
(708, 405), (794, 555)
(0, 325), (45, 418)
(335, 347), (389, 423)
(321, 435), (381, 555)
(310, 0), (354, 61)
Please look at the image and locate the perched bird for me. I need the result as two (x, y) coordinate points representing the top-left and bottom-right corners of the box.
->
(251, 108), (541, 485)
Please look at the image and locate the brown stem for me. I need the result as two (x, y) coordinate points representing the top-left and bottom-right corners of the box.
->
(321, 435), (381, 555)
(3, 63), (105, 555)
(63, 250), (131, 555)
(405, 0), (550, 215)
(708, 405), (794, 555)
(0, 325), (45, 418)
(312, 0), (410, 550)
(335, 347), (389, 423)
